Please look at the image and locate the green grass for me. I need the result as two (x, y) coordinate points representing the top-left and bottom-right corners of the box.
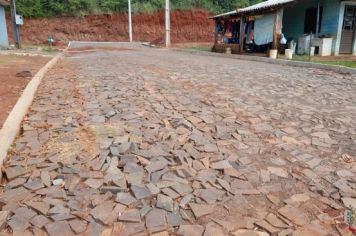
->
(292, 55), (356, 68)
(189, 47), (211, 52)
(318, 60), (356, 68)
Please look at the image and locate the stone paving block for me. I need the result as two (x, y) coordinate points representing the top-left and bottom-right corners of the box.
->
(189, 203), (215, 218)
(5, 167), (28, 181)
(91, 201), (115, 224)
(69, 219), (88, 234)
(25, 201), (50, 215)
(116, 192), (137, 206)
(29, 214), (50, 228)
(156, 194), (174, 212)
(145, 208), (167, 233)
(119, 209), (141, 223)
(45, 221), (75, 236)
(278, 205), (310, 226)
(131, 184), (151, 200)
(0, 211), (9, 231)
(177, 225), (205, 236)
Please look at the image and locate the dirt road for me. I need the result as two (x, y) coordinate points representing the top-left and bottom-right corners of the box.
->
(1, 43), (356, 235)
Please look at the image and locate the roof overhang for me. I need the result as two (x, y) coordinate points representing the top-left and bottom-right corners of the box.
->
(210, 10), (238, 20)
(0, 0), (10, 6)
(238, 0), (296, 14)
(211, 0), (298, 20)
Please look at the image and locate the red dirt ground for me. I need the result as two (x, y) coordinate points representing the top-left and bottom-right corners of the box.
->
(7, 10), (214, 46)
(0, 54), (50, 129)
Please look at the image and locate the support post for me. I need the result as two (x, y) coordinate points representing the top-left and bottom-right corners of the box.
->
(239, 17), (244, 54)
(316, 1), (320, 36)
(165, 0), (170, 48)
(272, 12), (278, 49)
(10, 0), (20, 48)
(214, 20), (218, 45)
(128, 0), (132, 42)
(272, 8), (284, 50)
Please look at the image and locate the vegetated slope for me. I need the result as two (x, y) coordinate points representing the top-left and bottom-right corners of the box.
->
(7, 10), (214, 46)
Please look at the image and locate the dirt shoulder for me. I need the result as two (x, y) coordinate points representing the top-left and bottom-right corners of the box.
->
(0, 54), (51, 129)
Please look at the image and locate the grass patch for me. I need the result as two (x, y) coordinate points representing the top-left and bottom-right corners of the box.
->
(318, 60), (356, 68)
(189, 47), (211, 52)
(292, 55), (356, 68)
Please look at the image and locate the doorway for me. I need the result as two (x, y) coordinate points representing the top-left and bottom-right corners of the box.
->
(340, 6), (356, 54)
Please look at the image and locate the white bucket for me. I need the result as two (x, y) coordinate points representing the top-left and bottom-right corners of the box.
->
(269, 49), (278, 59)
(226, 48), (231, 54)
(285, 49), (293, 60)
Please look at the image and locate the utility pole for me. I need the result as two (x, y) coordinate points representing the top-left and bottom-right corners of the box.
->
(10, 0), (20, 48)
(165, 0), (170, 48)
(128, 0), (132, 42)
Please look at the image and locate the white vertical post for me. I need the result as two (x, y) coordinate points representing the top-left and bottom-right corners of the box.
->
(165, 0), (170, 47)
(10, 0), (20, 48)
(128, 0), (132, 42)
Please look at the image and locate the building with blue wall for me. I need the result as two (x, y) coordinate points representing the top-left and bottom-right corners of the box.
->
(0, 0), (9, 48)
(212, 0), (356, 56)
(283, 0), (356, 55)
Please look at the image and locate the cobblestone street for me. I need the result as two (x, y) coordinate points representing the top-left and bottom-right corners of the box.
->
(1, 43), (356, 235)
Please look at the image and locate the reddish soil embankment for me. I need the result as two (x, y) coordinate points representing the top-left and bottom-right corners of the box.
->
(0, 55), (50, 128)
(7, 10), (214, 46)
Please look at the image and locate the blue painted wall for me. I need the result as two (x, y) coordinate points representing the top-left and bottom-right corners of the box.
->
(0, 5), (8, 47)
(283, 0), (341, 53)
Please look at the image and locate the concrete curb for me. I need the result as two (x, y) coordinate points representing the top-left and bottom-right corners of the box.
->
(173, 49), (356, 75)
(0, 51), (56, 58)
(0, 51), (63, 175)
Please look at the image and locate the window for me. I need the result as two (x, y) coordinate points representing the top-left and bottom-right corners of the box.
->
(343, 7), (355, 31)
(304, 7), (323, 34)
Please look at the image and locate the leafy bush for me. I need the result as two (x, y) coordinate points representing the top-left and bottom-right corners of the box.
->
(15, 0), (263, 17)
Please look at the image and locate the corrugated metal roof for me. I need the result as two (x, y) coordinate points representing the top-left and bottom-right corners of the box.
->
(211, 0), (297, 19)
(238, 0), (295, 13)
(211, 10), (238, 19)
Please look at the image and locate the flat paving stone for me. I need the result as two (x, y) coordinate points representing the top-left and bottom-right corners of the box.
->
(5, 167), (28, 181)
(25, 201), (50, 215)
(156, 194), (174, 212)
(8, 215), (30, 232)
(177, 225), (205, 236)
(84, 178), (104, 189)
(116, 192), (137, 206)
(69, 219), (88, 234)
(278, 205), (310, 226)
(119, 209), (141, 223)
(167, 211), (183, 227)
(145, 208), (167, 233)
(45, 221), (74, 236)
(131, 184), (151, 200)
(189, 203), (215, 218)
(30, 215), (51, 228)
(90, 201), (115, 224)
(0, 211), (9, 230)
(84, 222), (102, 236)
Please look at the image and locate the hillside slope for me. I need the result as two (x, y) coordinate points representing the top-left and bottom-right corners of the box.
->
(7, 10), (214, 46)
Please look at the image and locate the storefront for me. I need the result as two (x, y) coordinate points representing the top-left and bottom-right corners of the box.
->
(211, 0), (293, 55)
(212, 0), (356, 56)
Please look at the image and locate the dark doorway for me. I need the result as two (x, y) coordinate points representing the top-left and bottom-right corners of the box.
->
(340, 6), (356, 54)
(304, 7), (323, 34)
